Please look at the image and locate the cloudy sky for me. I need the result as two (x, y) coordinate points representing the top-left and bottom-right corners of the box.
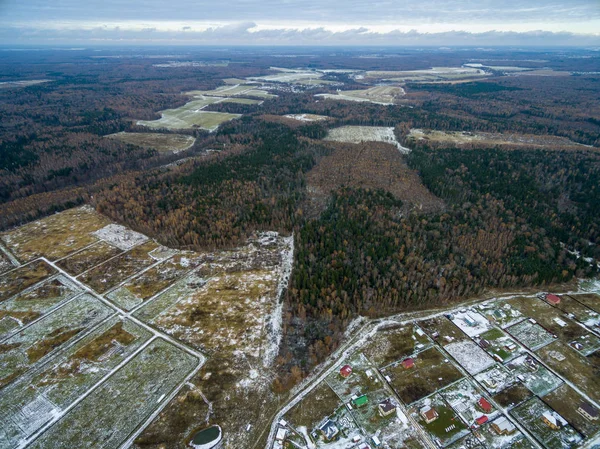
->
(0, 0), (599, 46)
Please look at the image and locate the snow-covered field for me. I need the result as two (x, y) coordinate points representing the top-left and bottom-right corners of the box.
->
(324, 126), (410, 154)
(93, 224), (148, 250)
(445, 340), (495, 375)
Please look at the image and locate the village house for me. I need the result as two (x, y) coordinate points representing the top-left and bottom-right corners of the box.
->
(542, 412), (561, 430)
(546, 294), (561, 305)
(340, 364), (352, 378)
(491, 417), (516, 435)
(318, 419), (339, 441)
(578, 402), (599, 421)
(478, 397), (493, 414)
(420, 406), (439, 424)
(475, 415), (489, 426)
(378, 398), (396, 417)
(401, 358), (415, 369)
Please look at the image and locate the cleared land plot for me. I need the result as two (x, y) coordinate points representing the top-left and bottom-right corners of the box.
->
(92, 224), (148, 251)
(243, 89), (277, 99)
(543, 384), (600, 439)
(0, 294), (113, 389)
(78, 241), (160, 293)
(137, 98), (241, 131)
(537, 341), (600, 403)
(507, 354), (563, 397)
(249, 71), (322, 83)
(107, 253), (200, 311)
(555, 295), (600, 328)
(479, 328), (523, 363)
(445, 340), (495, 375)
(105, 132), (196, 153)
(511, 397), (582, 449)
(325, 352), (380, 403)
(492, 384), (533, 409)
(361, 324), (431, 368)
(0, 260), (56, 303)
(506, 320), (554, 351)
(284, 382), (342, 430)
(364, 67), (487, 83)
(475, 364), (516, 395)
(573, 293), (600, 314)
(324, 126), (408, 153)
(283, 113), (330, 122)
(450, 310), (491, 337)
(385, 347), (464, 404)
(187, 84), (257, 97)
(484, 302), (525, 329)
(0, 275), (82, 339)
(316, 85), (404, 105)
(0, 206), (110, 262)
(413, 394), (469, 447)
(419, 316), (467, 346)
(441, 379), (498, 426)
(307, 141), (444, 213)
(0, 318), (151, 448)
(28, 338), (198, 449)
(406, 129), (589, 150)
(446, 434), (485, 449)
(0, 79), (51, 89)
(221, 97), (263, 105)
(478, 420), (530, 449)
(56, 241), (122, 276)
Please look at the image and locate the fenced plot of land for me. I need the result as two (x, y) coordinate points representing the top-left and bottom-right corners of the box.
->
(543, 384), (600, 439)
(0, 275), (82, 339)
(555, 295), (600, 328)
(419, 316), (468, 346)
(107, 253), (200, 311)
(506, 320), (554, 351)
(325, 352), (380, 403)
(361, 324), (431, 368)
(510, 397), (582, 449)
(28, 338), (199, 449)
(484, 301), (525, 329)
(78, 241), (161, 293)
(105, 132), (196, 153)
(492, 384), (533, 409)
(56, 241), (122, 276)
(93, 224), (148, 251)
(385, 347), (464, 404)
(0, 206), (111, 262)
(508, 354), (563, 397)
(413, 394), (470, 447)
(445, 340), (495, 375)
(475, 364), (516, 395)
(572, 293), (600, 314)
(0, 318), (151, 449)
(537, 341), (600, 403)
(324, 126), (409, 153)
(0, 260), (56, 303)
(441, 379), (498, 426)
(284, 382), (342, 430)
(0, 294), (113, 389)
(477, 420), (530, 449)
(479, 328), (523, 363)
(450, 310), (492, 338)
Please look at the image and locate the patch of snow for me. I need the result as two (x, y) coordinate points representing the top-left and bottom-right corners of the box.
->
(445, 340), (495, 375)
(93, 224), (148, 250)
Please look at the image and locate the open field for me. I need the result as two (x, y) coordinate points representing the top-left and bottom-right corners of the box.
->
(543, 384), (600, 439)
(137, 100), (241, 131)
(56, 241), (122, 276)
(107, 253), (200, 311)
(243, 89), (277, 98)
(283, 113), (330, 122)
(0, 206), (111, 262)
(0, 260), (56, 303)
(0, 251), (13, 274)
(0, 275), (82, 339)
(248, 69), (322, 83)
(0, 79), (51, 89)
(385, 347), (464, 404)
(324, 126), (409, 153)
(361, 324), (431, 368)
(0, 294), (113, 389)
(186, 84), (257, 97)
(105, 132), (196, 153)
(511, 397), (582, 449)
(363, 67), (488, 83)
(28, 338), (199, 449)
(78, 241), (162, 293)
(537, 340), (600, 403)
(406, 129), (591, 150)
(285, 382), (341, 429)
(573, 293), (600, 314)
(316, 85), (404, 104)
(221, 97), (263, 105)
(0, 318), (151, 449)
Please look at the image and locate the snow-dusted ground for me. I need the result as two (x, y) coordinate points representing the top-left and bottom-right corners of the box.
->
(445, 340), (495, 375)
(451, 310), (491, 337)
(324, 126), (410, 154)
(284, 114), (328, 122)
(93, 224), (148, 250)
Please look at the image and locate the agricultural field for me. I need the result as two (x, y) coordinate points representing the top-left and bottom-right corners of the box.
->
(0, 318), (151, 449)
(362, 67), (488, 83)
(537, 341), (600, 403)
(28, 338), (199, 449)
(105, 132), (196, 153)
(384, 346), (464, 404)
(405, 129), (589, 150)
(283, 113), (329, 122)
(137, 100), (241, 131)
(324, 126), (409, 153)
(445, 340), (496, 375)
(543, 384), (600, 439)
(0, 206), (111, 262)
(107, 252), (200, 311)
(412, 394), (470, 447)
(361, 324), (431, 368)
(0, 294), (113, 389)
(316, 85), (404, 104)
(511, 397), (582, 449)
(0, 275), (82, 339)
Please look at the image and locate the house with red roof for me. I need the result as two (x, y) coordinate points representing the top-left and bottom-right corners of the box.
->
(478, 397), (493, 413)
(401, 358), (414, 369)
(476, 416), (489, 425)
(546, 294), (561, 305)
(340, 365), (352, 378)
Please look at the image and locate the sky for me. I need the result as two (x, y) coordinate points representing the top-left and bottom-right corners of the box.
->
(0, 0), (599, 46)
